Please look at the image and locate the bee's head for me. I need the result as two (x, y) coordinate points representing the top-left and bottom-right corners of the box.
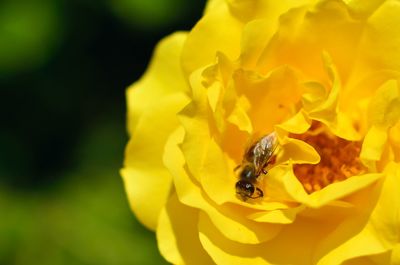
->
(235, 180), (255, 201)
(240, 164), (256, 180)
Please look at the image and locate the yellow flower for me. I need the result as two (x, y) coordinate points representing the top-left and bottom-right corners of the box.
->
(122, 0), (400, 264)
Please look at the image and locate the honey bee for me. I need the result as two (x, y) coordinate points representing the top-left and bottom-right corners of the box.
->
(235, 132), (278, 201)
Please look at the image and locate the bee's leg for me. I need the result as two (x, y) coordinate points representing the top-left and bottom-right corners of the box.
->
(262, 155), (277, 174)
(257, 188), (264, 197)
(234, 164), (241, 172)
(251, 188), (264, 198)
(268, 155), (277, 166)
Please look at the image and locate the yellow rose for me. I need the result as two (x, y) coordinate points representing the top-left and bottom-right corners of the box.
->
(121, 0), (400, 264)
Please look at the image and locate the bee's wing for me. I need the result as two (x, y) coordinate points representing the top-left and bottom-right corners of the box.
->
(262, 132), (278, 156)
(241, 133), (260, 164)
(253, 132), (278, 174)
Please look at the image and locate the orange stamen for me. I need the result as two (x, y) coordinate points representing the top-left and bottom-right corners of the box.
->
(292, 122), (365, 193)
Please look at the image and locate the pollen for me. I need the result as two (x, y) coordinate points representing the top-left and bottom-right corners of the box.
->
(292, 122), (366, 194)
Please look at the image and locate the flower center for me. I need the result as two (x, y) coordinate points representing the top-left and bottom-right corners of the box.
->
(291, 123), (365, 193)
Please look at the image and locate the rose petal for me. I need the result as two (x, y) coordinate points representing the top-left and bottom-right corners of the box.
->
(240, 19), (277, 69)
(391, 244), (400, 264)
(342, 71), (400, 137)
(238, 0), (320, 68)
(266, 165), (382, 208)
(199, 213), (268, 265)
(207, 82), (221, 113)
(367, 79), (400, 128)
(198, 208), (283, 245)
(265, 164), (309, 203)
(126, 32), (188, 134)
(278, 137), (321, 165)
(369, 252), (394, 265)
(306, 52), (361, 140)
(305, 173), (382, 208)
(122, 33), (190, 230)
(121, 93), (188, 230)
(389, 121), (400, 162)
(199, 213), (335, 265)
(341, 256), (377, 265)
(361, 79), (400, 169)
(343, 0), (386, 17)
(124, 93), (189, 170)
(246, 205), (304, 224)
(257, 1), (364, 83)
(204, 0), (225, 15)
(202, 52), (236, 89)
(121, 167), (172, 231)
(301, 82), (327, 111)
(182, 1), (242, 76)
(367, 163), (400, 248)
(315, 163), (400, 264)
(163, 127), (203, 207)
(232, 66), (303, 133)
(157, 194), (214, 265)
(221, 120), (251, 166)
(360, 125), (388, 170)
(179, 68), (214, 183)
(226, 0), (311, 22)
(355, 0), (400, 75)
(200, 138), (236, 205)
(227, 99), (253, 133)
(275, 110), (311, 136)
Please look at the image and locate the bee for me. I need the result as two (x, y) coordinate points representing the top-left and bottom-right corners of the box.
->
(235, 132), (278, 201)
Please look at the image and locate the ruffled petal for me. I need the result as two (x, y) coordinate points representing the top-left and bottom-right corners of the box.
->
(247, 204), (304, 224)
(204, 0), (225, 15)
(343, 0), (386, 18)
(341, 256), (377, 265)
(182, 1), (242, 76)
(122, 93), (189, 230)
(122, 33), (190, 230)
(238, 0), (314, 68)
(315, 162), (400, 264)
(361, 79), (400, 169)
(199, 213), (336, 265)
(360, 125), (388, 171)
(389, 121), (400, 162)
(126, 32), (189, 134)
(157, 194), (214, 265)
(257, 0), (364, 84)
(200, 138), (237, 204)
(163, 127), (203, 206)
(265, 164), (382, 208)
(275, 110), (311, 135)
(367, 79), (400, 128)
(391, 244), (400, 264)
(198, 208), (283, 245)
(305, 173), (382, 208)
(226, 0), (312, 22)
(233, 66), (303, 133)
(227, 99), (253, 133)
(278, 137), (321, 165)
(342, 71), (400, 133)
(179, 68), (214, 183)
(121, 166), (173, 231)
(240, 19), (278, 69)
(304, 52), (361, 140)
(355, 0), (400, 75)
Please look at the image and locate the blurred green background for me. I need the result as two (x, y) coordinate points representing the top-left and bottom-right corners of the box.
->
(0, 0), (204, 264)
